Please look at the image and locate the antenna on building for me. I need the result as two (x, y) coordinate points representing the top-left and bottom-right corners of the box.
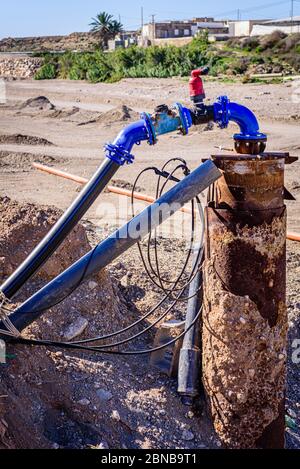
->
(237, 9), (241, 21)
(291, 0), (294, 33)
(150, 14), (156, 42)
(141, 6), (144, 30)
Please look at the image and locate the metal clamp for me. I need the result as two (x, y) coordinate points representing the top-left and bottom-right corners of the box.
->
(105, 143), (135, 166)
(174, 103), (192, 135)
(141, 112), (157, 145)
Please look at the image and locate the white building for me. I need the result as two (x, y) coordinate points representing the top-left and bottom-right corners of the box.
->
(229, 20), (270, 37)
(142, 18), (229, 42)
(251, 16), (300, 35)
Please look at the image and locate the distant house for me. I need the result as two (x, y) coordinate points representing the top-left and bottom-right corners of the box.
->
(251, 16), (300, 35)
(228, 17), (300, 37)
(228, 20), (271, 37)
(142, 18), (229, 44)
(108, 31), (138, 50)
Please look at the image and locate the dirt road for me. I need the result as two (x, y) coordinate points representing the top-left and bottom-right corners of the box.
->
(0, 78), (299, 230)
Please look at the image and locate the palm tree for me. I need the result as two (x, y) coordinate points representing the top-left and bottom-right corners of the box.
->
(109, 20), (123, 38)
(89, 12), (123, 49)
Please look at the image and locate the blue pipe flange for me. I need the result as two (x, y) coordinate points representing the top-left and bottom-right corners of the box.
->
(105, 143), (135, 166)
(214, 95), (230, 129)
(233, 132), (267, 142)
(174, 103), (192, 135)
(141, 112), (157, 145)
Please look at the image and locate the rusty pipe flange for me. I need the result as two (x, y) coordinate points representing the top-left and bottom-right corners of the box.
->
(234, 138), (267, 155)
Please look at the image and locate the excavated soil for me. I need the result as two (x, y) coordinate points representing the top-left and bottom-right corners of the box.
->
(0, 197), (216, 450)
(16, 98), (139, 128)
(0, 151), (60, 172)
(20, 96), (55, 111)
(78, 105), (140, 127)
(0, 134), (54, 146)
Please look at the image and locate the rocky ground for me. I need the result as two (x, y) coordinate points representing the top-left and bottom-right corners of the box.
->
(0, 77), (299, 449)
(0, 197), (216, 450)
(0, 32), (99, 53)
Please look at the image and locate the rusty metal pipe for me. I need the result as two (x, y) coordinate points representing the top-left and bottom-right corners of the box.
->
(203, 153), (288, 449)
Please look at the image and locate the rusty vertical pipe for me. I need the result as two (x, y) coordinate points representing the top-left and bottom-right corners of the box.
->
(202, 154), (288, 449)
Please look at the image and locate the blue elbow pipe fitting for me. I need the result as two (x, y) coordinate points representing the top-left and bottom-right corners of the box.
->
(213, 95), (267, 142)
(105, 119), (149, 165)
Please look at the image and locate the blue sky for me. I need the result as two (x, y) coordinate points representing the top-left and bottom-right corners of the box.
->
(0, 0), (299, 38)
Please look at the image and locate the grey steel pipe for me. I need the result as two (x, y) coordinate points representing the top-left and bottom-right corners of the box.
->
(0, 158), (120, 299)
(2, 160), (221, 333)
(177, 248), (203, 405)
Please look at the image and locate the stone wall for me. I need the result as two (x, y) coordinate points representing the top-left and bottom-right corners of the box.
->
(0, 32), (99, 53)
(153, 37), (193, 47)
(0, 56), (43, 78)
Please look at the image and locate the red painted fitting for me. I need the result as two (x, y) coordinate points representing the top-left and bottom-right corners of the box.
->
(189, 69), (205, 98)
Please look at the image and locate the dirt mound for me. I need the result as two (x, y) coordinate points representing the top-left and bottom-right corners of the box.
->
(16, 96), (99, 124)
(0, 197), (141, 449)
(0, 196), (135, 341)
(20, 96), (55, 111)
(79, 105), (140, 127)
(0, 133), (54, 146)
(0, 197), (87, 283)
(0, 198), (218, 450)
(47, 107), (100, 125)
(99, 105), (140, 125)
(0, 151), (59, 172)
(48, 106), (80, 119)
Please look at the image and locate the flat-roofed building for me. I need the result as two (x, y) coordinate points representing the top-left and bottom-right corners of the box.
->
(142, 18), (229, 44)
(251, 16), (300, 35)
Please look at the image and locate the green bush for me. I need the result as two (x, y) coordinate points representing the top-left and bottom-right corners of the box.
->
(34, 30), (299, 83)
(35, 63), (57, 80)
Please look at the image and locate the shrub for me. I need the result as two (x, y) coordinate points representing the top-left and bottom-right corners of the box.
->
(34, 30), (298, 83)
(35, 63), (57, 80)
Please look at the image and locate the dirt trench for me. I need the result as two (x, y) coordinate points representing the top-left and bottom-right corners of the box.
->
(0, 197), (216, 450)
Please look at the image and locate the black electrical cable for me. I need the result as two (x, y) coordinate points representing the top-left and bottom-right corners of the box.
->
(131, 161), (204, 300)
(71, 163), (204, 347)
(4, 159), (204, 357)
(149, 163), (197, 292)
(2, 162), (203, 348)
(147, 163), (194, 289)
(151, 158), (191, 288)
(70, 269), (203, 349)
(66, 159), (204, 347)
(11, 306), (202, 356)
